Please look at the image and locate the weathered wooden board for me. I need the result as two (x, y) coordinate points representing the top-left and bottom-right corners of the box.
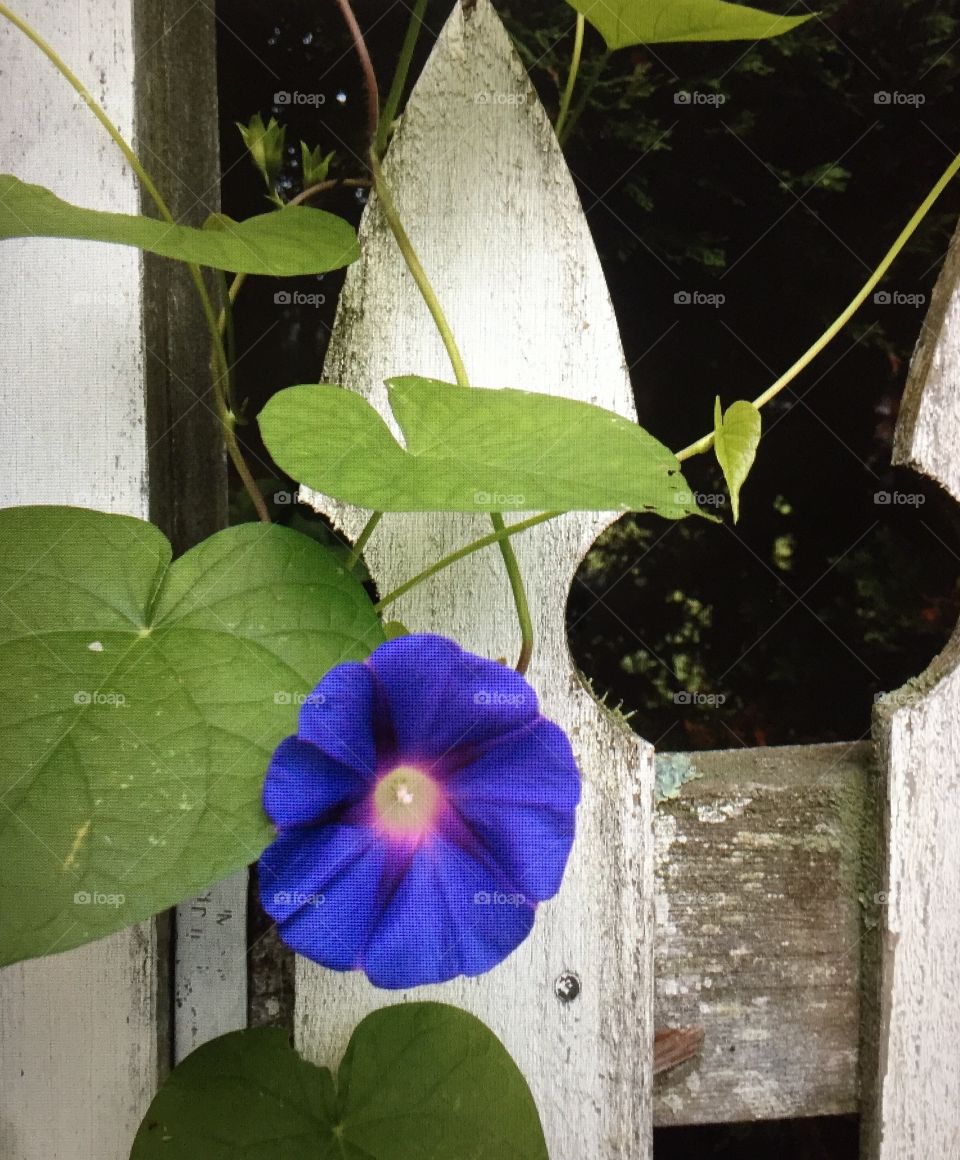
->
(653, 742), (874, 1126)
(0, 3), (158, 1156)
(298, 2), (654, 1157)
(173, 876), (248, 1060)
(864, 222), (960, 1159)
(131, 0), (247, 1064)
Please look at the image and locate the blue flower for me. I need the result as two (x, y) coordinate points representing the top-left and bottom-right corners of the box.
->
(258, 634), (581, 989)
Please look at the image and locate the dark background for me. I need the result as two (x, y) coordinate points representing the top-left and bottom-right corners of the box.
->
(216, 2), (960, 1152)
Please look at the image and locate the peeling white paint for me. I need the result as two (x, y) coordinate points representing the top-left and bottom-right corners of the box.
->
(696, 796), (753, 824)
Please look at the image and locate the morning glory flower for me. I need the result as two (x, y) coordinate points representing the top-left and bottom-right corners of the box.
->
(259, 633), (581, 989)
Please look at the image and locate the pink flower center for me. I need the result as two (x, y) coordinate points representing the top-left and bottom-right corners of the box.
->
(372, 765), (441, 841)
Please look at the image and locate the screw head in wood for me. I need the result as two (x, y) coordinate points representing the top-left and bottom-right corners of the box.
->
(555, 971), (581, 1002)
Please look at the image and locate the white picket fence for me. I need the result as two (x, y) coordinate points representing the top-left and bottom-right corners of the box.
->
(1, 1), (959, 1157)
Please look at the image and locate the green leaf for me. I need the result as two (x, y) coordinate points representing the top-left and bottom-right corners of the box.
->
(130, 1003), (548, 1160)
(0, 175), (358, 275)
(302, 142), (336, 186)
(237, 114), (286, 191)
(382, 620), (410, 640)
(259, 375), (704, 519)
(567, 0), (814, 50)
(714, 398), (762, 522)
(0, 507), (383, 966)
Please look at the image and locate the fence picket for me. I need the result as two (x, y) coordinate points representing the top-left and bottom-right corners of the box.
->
(297, 3), (655, 1156)
(0, 4), (158, 1156)
(864, 222), (960, 1159)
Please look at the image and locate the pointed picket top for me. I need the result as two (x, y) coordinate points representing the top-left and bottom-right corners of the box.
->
(893, 234), (960, 501)
(865, 224), (960, 1159)
(298, 1), (654, 1156)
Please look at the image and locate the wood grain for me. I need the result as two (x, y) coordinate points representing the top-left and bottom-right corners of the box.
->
(0, 3), (158, 1156)
(298, 2), (655, 1156)
(863, 221), (960, 1159)
(653, 743), (873, 1126)
(131, 0), (247, 1065)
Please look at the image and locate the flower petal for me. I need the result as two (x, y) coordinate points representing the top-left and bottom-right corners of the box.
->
(263, 826), (389, 971)
(432, 841), (537, 979)
(367, 634), (537, 762)
(445, 720), (580, 900)
(362, 837), (534, 988)
(446, 718), (581, 809)
(298, 661), (377, 775)
(263, 737), (369, 827)
(450, 800), (576, 901)
(259, 824), (377, 923)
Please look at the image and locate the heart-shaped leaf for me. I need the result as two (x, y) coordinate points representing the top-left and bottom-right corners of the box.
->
(0, 507), (383, 966)
(259, 375), (704, 519)
(130, 1003), (548, 1160)
(714, 397), (762, 522)
(0, 175), (358, 275)
(567, 0), (814, 51)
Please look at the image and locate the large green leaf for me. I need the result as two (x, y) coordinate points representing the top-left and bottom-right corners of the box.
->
(0, 175), (359, 274)
(130, 1004), (548, 1160)
(567, 0), (814, 50)
(714, 397), (762, 522)
(259, 375), (703, 518)
(0, 507), (383, 966)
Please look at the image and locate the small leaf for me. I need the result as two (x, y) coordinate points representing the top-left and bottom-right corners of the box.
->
(714, 398), (762, 522)
(0, 175), (358, 275)
(567, 0), (814, 51)
(237, 114), (286, 191)
(259, 375), (704, 520)
(383, 620), (410, 640)
(130, 1003), (548, 1160)
(302, 142), (336, 186)
(0, 507), (383, 966)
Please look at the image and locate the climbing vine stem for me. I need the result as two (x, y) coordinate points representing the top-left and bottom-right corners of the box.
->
(555, 14), (585, 142)
(366, 146), (536, 674)
(334, 0), (536, 673)
(345, 511), (383, 572)
(0, 1), (270, 522)
(557, 45), (610, 147)
(334, 0), (379, 141)
(376, 512), (563, 611)
(676, 149), (960, 463)
(375, 0), (429, 158)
